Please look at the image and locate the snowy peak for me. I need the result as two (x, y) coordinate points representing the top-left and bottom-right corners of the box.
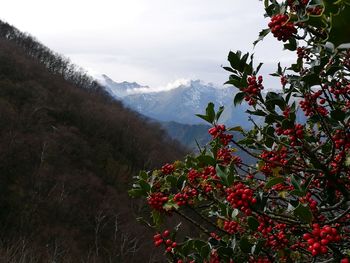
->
(98, 74), (250, 127)
(98, 74), (149, 97)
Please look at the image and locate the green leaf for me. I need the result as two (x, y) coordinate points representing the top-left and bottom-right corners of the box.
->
(255, 62), (263, 74)
(223, 66), (235, 73)
(282, 119), (294, 129)
(151, 210), (163, 226)
(247, 216), (259, 231)
(265, 4), (276, 16)
(216, 106), (225, 121)
(239, 236), (253, 253)
(197, 155), (216, 166)
(291, 175), (301, 189)
(206, 102), (215, 123)
(302, 175), (314, 192)
(246, 109), (267, 116)
(177, 175), (187, 189)
(200, 244), (210, 259)
(128, 189), (145, 198)
(163, 200), (179, 211)
(194, 240), (207, 252)
(253, 28), (270, 46)
(328, 4), (350, 46)
(265, 177), (285, 189)
(196, 114), (213, 124)
(228, 51), (242, 70)
(265, 114), (284, 124)
(139, 180), (151, 193)
(228, 126), (244, 132)
(302, 73), (321, 86)
(226, 78), (246, 88)
(252, 239), (265, 255)
(265, 92), (286, 110)
(138, 170), (148, 180)
(284, 38), (297, 51)
(227, 172), (235, 186)
(234, 92), (245, 106)
(166, 175), (178, 188)
(293, 203), (313, 223)
(331, 109), (346, 121)
(216, 165), (228, 186)
(290, 189), (306, 197)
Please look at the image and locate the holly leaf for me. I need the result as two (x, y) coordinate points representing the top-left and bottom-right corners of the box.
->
(253, 28), (271, 46)
(293, 203), (313, 223)
(247, 216), (259, 231)
(328, 4), (350, 46)
(234, 92), (245, 106)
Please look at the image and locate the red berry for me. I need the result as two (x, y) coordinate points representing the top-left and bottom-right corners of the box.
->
(162, 230), (170, 238)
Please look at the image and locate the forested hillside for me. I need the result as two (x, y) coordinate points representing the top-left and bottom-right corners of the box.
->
(0, 20), (186, 262)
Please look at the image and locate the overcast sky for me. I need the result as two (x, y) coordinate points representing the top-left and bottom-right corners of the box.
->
(1, 0), (295, 89)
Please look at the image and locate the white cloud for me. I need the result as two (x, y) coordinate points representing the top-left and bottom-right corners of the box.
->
(0, 0), (295, 88)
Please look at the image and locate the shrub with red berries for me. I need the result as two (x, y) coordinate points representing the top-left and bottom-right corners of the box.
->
(130, 0), (350, 262)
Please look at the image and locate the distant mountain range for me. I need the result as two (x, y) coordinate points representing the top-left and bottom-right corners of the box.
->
(99, 74), (150, 97)
(98, 75), (252, 128)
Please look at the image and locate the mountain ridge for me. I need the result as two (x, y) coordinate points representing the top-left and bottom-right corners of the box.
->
(99, 74), (252, 127)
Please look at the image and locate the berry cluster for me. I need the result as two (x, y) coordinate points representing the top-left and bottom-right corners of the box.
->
(260, 147), (288, 175)
(226, 183), (257, 215)
(297, 47), (310, 60)
(243, 75), (264, 106)
(307, 6), (323, 15)
(287, 0), (309, 11)
(223, 220), (240, 234)
(187, 169), (201, 183)
(332, 129), (350, 149)
(217, 147), (241, 166)
(272, 182), (293, 192)
(173, 187), (198, 206)
(330, 151), (346, 174)
(283, 107), (290, 118)
(300, 91), (329, 116)
(280, 76), (288, 87)
(209, 250), (220, 263)
(328, 82), (350, 97)
(201, 166), (217, 180)
(257, 217), (289, 250)
(153, 230), (177, 253)
(268, 14), (297, 42)
(275, 123), (304, 146)
(210, 232), (221, 240)
(162, 163), (175, 175)
(208, 124), (233, 146)
(299, 192), (318, 211)
(148, 192), (168, 211)
(303, 224), (341, 256)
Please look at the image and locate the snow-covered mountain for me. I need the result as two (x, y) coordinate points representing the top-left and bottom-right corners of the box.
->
(98, 74), (149, 97)
(98, 75), (251, 127)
